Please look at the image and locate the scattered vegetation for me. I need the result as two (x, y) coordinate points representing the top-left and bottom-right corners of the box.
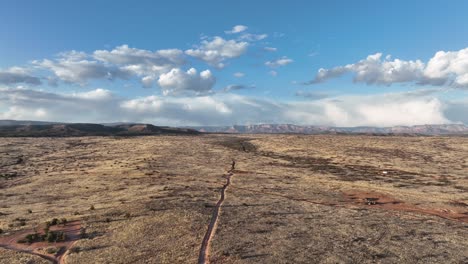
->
(17, 230), (67, 244)
(16, 218), (69, 244)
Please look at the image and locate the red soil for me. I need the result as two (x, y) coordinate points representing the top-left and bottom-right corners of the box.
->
(343, 191), (468, 223)
(0, 220), (81, 264)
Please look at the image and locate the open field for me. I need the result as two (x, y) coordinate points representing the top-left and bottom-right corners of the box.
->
(0, 134), (467, 263)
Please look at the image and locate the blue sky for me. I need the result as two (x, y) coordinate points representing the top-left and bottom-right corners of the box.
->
(1, 0), (467, 126)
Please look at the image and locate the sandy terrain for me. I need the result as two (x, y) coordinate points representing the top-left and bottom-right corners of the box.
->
(0, 134), (467, 263)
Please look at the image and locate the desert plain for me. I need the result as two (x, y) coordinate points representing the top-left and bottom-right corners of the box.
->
(0, 134), (467, 263)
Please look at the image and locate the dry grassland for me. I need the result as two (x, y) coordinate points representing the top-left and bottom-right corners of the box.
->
(0, 134), (467, 263)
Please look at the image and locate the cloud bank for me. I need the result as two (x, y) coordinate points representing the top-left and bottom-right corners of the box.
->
(1, 87), (463, 126)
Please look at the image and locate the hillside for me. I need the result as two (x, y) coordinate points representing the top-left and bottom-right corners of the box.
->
(0, 123), (199, 137)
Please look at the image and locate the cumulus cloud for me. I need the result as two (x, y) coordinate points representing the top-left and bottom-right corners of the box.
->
(308, 47), (468, 88)
(225, 25), (248, 34)
(93, 45), (185, 87)
(33, 46), (187, 88)
(0, 67), (41, 85)
(33, 51), (132, 85)
(157, 68), (215, 95)
(0, 87), (460, 126)
(265, 56), (293, 68)
(423, 48), (468, 87)
(308, 53), (424, 85)
(185, 37), (248, 68)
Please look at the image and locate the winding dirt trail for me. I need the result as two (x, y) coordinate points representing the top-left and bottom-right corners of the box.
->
(198, 165), (235, 264)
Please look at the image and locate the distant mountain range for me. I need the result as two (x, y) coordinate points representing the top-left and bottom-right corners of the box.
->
(0, 120), (467, 136)
(0, 120), (198, 137)
(190, 124), (468, 135)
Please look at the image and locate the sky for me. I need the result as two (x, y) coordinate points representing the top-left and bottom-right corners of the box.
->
(1, 0), (468, 126)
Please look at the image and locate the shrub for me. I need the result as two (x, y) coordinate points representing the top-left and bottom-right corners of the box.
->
(79, 228), (87, 239)
(23, 232), (41, 243)
(69, 246), (81, 254)
(90, 205), (95, 210)
(46, 247), (60, 254)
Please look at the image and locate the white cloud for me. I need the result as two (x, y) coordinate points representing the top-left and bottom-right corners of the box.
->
(94, 45), (184, 66)
(32, 46), (187, 88)
(309, 47), (468, 88)
(93, 45), (185, 84)
(264, 47), (277, 52)
(93, 45), (185, 87)
(0, 87), (121, 122)
(233, 72), (245, 78)
(0, 67), (41, 85)
(185, 37), (248, 68)
(295, 90), (329, 100)
(423, 48), (468, 87)
(223, 84), (255, 92)
(34, 51), (132, 85)
(157, 68), (215, 96)
(269, 70), (278, 77)
(239, 33), (268, 41)
(265, 56), (293, 68)
(225, 25), (248, 34)
(309, 53), (424, 85)
(72, 88), (114, 100)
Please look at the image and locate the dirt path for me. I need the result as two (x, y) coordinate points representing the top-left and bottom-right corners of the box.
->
(198, 164), (235, 264)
